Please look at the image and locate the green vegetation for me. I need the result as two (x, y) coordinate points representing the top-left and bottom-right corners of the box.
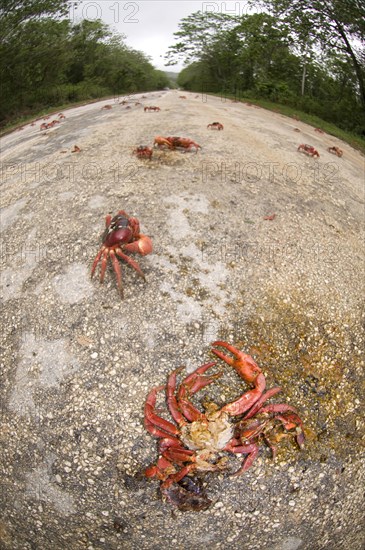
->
(166, 3), (365, 139)
(207, 92), (365, 152)
(0, 0), (169, 127)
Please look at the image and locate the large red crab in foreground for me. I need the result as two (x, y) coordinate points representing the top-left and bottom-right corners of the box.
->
(91, 210), (152, 297)
(144, 341), (305, 511)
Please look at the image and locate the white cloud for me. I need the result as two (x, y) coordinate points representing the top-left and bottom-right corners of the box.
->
(70, 1), (255, 71)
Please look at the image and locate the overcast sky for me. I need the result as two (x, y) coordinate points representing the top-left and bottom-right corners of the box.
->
(70, 1), (257, 71)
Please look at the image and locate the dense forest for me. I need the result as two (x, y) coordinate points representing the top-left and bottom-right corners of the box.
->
(0, 0), (169, 126)
(166, 1), (365, 136)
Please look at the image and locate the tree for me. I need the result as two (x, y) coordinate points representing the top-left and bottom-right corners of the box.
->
(0, 0), (74, 41)
(169, 11), (298, 97)
(164, 11), (240, 66)
(66, 19), (112, 84)
(255, 0), (365, 106)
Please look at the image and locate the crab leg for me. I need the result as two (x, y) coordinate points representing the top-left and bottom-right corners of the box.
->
(99, 249), (110, 283)
(260, 406), (305, 448)
(243, 386), (282, 420)
(177, 385), (205, 422)
(173, 362), (221, 423)
(109, 249), (123, 296)
(260, 403), (299, 416)
(145, 456), (175, 480)
(115, 248), (146, 279)
(239, 418), (273, 442)
(157, 437), (196, 465)
(90, 247), (104, 279)
(91, 246), (109, 280)
(144, 418), (178, 439)
(164, 447), (195, 463)
(161, 464), (197, 491)
(167, 367), (186, 426)
(182, 361), (220, 394)
(224, 440), (259, 476)
(144, 386), (179, 437)
(159, 436), (184, 452)
(211, 341), (266, 416)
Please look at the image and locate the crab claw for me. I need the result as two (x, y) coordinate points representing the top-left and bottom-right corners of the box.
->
(211, 341), (266, 416)
(154, 136), (173, 149)
(123, 234), (153, 256)
(211, 341), (262, 384)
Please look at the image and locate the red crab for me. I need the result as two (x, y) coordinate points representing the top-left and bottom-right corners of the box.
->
(91, 210), (153, 297)
(207, 122), (224, 130)
(40, 120), (59, 130)
(166, 136), (202, 152)
(144, 341), (305, 510)
(153, 136), (201, 152)
(154, 136), (174, 149)
(133, 145), (153, 160)
(297, 144), (320, 158)
(328, 146), (343, 157)
(144, 106), (160, 112)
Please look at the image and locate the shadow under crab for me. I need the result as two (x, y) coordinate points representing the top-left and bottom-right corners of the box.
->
(144, 341), (305, 510)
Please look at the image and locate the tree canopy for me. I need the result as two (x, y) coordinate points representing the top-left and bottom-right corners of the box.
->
(168, 8), (364, 135)
(255, 0), (365, 106)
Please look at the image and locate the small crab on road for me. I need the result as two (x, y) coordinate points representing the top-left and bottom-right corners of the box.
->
(91, 210), (152, 297)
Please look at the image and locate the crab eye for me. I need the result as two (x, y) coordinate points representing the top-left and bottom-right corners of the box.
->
(111, 216), (128, 230)
(117, 216), (128, 226)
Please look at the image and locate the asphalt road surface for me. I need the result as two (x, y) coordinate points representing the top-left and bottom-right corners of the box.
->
(0, 91), (364, 549)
